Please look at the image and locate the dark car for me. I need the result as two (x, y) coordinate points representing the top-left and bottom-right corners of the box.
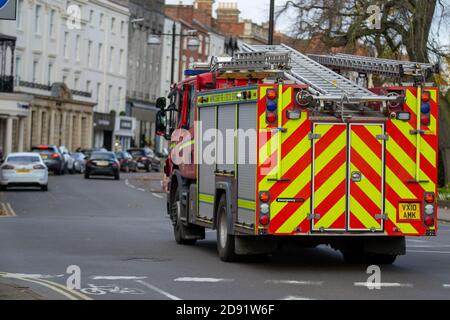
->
(85, 152), (120, 180)
(115, 151), (137, 173)
(31, 145), (65, 175)
(127, 148), (160, 172)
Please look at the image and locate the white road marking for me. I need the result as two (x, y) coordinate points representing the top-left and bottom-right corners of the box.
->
(407, 239), (430, 243)
(266, 280), (323, 286)
(443, 284), (450, 288)
(136, 280), (181, 300)
(137, 188), (146, 192)
(282, 295), (314, 300)
(91, 276), (147, 280)
(174, 277), (231, 283)
(152, 193), (163, 199)
(1, 273), (64, 279)
(408, 245), (450, 248)
(407, 250), (450, 254)
(354, 282), (413, 288)
(6, 203), (16, 216)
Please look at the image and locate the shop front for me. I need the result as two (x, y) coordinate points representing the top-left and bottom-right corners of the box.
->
(114, 116), (136, 152)
(93, 111), (116, 151)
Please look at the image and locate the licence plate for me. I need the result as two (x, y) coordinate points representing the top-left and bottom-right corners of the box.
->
(398, 203), (421, 220)
(41, 154), (48, 160)
(16, 169), (31, 173)
(97, 161), (109, 167)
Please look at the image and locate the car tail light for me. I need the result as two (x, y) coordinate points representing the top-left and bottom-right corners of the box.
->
(259, 191), (270, 203)
(424, 193), (435, 203)
(259, 215), (270, 226)
(1, 164), (15, 170)
(52, 153), (60, 159)
(33, 164), (46, 170)
(112, 162), (118, 167)
(140, 157), (148, 161)
(86, 160), (93, 167)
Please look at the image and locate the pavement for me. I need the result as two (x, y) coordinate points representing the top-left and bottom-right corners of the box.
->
(438, 206), (450, 223)
(1, 172), (450, 300)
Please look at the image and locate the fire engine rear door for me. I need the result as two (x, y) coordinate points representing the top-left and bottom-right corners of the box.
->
(348, 124), (385, 231)
(311, 123), (347, 231)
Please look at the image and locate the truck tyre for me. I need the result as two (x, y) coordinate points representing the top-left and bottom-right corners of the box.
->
(172, 185), (196, 245)
(217, 195), (237, 262)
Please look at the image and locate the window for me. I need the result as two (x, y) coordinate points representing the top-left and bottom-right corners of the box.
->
(89, 10), (94, 25)
(63, 32), (69, 58)
(16, 0), (23, 29)
(87, 40), (92, 67)
(111, 17), (115, 33)
(119, 49), (124, 74)
(86, 80), (91, 93)
(75, 35), (80, 61)
(118, 87), (122, 106)
(35, 5), (42, 34)
(32, 60), (39, 82)
(49, 9), (56, 37)
(99, 13), (104, 29)
(108, 85), (113, 111)
(109, 46), (114, 72)
(96, 82), (102, 102)
(15, 56), (21, 80)
(120, 21), (125, 35)
(62, 75), (67, 84)
(97, 43), (103, 68)
(47, 62), (54, 85)
(74, 77), (79, 90)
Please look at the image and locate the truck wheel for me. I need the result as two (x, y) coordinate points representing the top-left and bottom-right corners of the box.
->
(217, 195), (237, 262)
(172, 186), (196, 245)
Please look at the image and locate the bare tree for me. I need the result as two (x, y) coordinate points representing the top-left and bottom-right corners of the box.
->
(279, 0), (448, 63)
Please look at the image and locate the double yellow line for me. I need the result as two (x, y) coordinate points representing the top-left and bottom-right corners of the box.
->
(0, 272), (92, 300)
(0, 202), (16, 217)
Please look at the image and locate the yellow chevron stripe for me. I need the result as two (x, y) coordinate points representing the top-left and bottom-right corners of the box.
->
(350, 131), (382, 174)
(314, 196), (346, 229)
(385, 200), (419, 234)
(314, 163), (346, 208)
(276, 199), (310, 234)
(314, 130), (346, 174)
(350, 162), (382, 207)
(429, 89), (437, 103)
(385, 167), (416, 199)
(350, 196), (381, 229)
(270, 164), (311, 218)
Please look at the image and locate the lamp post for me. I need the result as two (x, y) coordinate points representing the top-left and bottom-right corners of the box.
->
(148, 22), (201, 85)
(268, 0), (275, 45)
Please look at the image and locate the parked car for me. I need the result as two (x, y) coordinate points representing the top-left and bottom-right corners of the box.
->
(0, 152), (48, 191)
(78, 148), (107, 160)
(59, 146), (73, 173)
(85, 152), (120, 180)
(115, 151), (138, 173)
(31, 145), (65, 175)
(69, 152), (86, 174)
(127, 148), (160, 172)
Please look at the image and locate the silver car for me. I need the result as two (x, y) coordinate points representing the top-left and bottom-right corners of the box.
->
(0, 152), (49, 191)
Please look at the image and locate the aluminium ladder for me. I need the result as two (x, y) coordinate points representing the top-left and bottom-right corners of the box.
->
(240, 43), (388, 103)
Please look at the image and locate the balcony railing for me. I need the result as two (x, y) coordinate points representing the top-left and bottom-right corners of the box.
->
(15, 80), (92, 98)
(0, 75), (14, 93)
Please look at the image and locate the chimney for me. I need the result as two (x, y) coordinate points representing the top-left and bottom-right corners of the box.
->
(194, 0), (214, 27)
(216, 2), (240, 24)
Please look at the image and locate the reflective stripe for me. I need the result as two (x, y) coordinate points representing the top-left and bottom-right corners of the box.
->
(238, 199), (256, 211)
(199, 193), (214, 204)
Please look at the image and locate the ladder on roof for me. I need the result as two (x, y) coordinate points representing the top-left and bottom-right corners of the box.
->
(240, 43), (387, 103)
(307, 53), (437, 79)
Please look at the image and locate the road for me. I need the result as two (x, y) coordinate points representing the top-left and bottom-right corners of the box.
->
(0, 173), (450, 300)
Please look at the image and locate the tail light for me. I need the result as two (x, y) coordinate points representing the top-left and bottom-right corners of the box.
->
(423, 192), (435, 227)
(266, 89), (278, 124)
(112, 162), (118, 167)
(1, 164), (15, 170)
(86, 160), (93, 167)
(421, 91), (431, 126)
(259, 215), (270, 226)
(259, 191), (270, 203)
(52, 153), (60, 159)
(33, 164), (46, 170)
(140, 157), (148, 161)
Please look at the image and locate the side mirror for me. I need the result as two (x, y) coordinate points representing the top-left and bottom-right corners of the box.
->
(156, 97), (167, 111)
(156, 110), (168, 138)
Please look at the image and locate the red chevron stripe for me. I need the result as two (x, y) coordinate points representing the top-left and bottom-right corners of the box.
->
(268, 181), (311, 233)
(314, 147), (347, 191)
(314, 180), (346, 219)
(329, 213), (346, 229)
(314, 125), (346, 158)
(351, 125), (382, 159)
(350, 148), (382, 190)
(385, 152), (425, 198)
(280, 120), (310, 158)
(350, 182), (381, 219)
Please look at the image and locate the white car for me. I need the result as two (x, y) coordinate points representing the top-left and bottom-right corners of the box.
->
(0, 152), (49, 191)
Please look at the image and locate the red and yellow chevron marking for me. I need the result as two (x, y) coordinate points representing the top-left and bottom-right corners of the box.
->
(312, 124), (347, 231)
(385, 87), (438, 235)
(257, 85), (312, 234)
(348, 125), (383, 231)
